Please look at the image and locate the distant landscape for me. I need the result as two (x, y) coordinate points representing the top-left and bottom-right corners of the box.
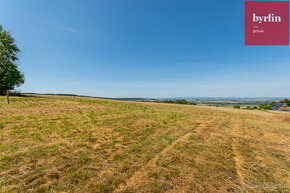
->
(160, 97), (283, 107)
(23, 93), (284, 107)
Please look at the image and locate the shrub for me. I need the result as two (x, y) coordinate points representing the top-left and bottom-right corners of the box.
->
(259, 103), (275, 110)
(233, 105), (240, 109)
(263, 104), (273, 110)
(246, 106), (253, 110)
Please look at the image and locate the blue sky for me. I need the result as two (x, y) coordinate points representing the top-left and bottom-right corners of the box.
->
(1, 0), (289, 98)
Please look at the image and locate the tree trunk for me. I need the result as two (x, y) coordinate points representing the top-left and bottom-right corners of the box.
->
(6, 90), (9, 104)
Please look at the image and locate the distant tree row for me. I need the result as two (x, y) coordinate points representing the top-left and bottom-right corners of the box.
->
(233, 105), (257, 110)
(258, 99), (289, 110)
(233, 99), (289, 110)
(164, 100), (197, 105)
(257, 98), (289, 110)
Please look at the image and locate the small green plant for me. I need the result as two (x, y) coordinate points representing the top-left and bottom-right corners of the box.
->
(191, 128), (196, 133)
(189, 135), (195, 140)
(81, 170), (90, 181)
(109, 141), (117, 147)
(78, 153), (91, 164)
(14, 116), (24, 120)
(174, 142), (181, 150)
(169, 113), (177, 119)
(233, 105), (240, 109)
(67, 167), (77, 178)
(115, 127), (126, 132)
(32, 133), (42, 141)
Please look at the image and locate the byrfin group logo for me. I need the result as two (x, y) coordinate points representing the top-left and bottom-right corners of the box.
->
(253, 13), (281, 23)
(245, 1), (289, 45)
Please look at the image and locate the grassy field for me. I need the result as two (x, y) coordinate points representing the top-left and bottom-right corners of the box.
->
(0, 95), (289, 192)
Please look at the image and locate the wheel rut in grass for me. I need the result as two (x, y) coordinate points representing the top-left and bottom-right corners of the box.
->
(231, 119), (246, 189)
(114, 120), (209, 192)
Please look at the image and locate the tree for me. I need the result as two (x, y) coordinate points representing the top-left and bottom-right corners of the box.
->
(175, 100), (187, 104)
(233, 105), (240, 109)
(0, 25), (24, 104)
(280, 99), (290, 106)
(259, 103), (273, 110)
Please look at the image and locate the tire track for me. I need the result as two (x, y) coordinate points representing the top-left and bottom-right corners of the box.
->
(231, 119), (246, 188)
(114, 120), (210, 192)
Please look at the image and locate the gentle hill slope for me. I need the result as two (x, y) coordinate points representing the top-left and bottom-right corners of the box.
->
(0, 95), (289, 192)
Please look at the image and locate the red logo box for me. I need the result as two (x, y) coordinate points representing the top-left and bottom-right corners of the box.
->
(245, 1), (289, 45)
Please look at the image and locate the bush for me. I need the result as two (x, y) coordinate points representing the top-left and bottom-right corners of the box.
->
(246, 106), (253, 110)
(189, 102), (197, 105)
(259, 103), (275, 110)
(233, 105), (240, 109)
(264, 104), (273, 110)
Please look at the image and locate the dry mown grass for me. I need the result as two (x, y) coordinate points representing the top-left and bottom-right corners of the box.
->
(0, 95), (289, 192)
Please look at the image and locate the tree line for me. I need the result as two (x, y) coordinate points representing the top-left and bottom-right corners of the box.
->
(258, 99), (289, 110)
(233, 99), (289, 110)
(164, 100), (197, 105)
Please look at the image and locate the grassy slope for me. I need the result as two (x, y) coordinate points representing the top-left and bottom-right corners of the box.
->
(0, 95), (289, 192)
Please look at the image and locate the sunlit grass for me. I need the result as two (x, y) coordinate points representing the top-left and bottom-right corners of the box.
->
(0, 95), (289, 192)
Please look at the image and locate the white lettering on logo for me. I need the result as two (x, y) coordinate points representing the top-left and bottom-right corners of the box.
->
(253, 13), (281, 24)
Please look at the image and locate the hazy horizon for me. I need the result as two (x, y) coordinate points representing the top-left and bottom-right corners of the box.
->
(20, 92), (287, 100)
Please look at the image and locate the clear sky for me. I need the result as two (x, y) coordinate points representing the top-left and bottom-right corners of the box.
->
(1, 0), (289, 98)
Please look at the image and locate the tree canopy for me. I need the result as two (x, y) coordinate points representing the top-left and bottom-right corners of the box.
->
(0, 25), (24, 95)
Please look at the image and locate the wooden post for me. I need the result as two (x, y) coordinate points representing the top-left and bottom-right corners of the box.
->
(6, 90), (9, 104)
